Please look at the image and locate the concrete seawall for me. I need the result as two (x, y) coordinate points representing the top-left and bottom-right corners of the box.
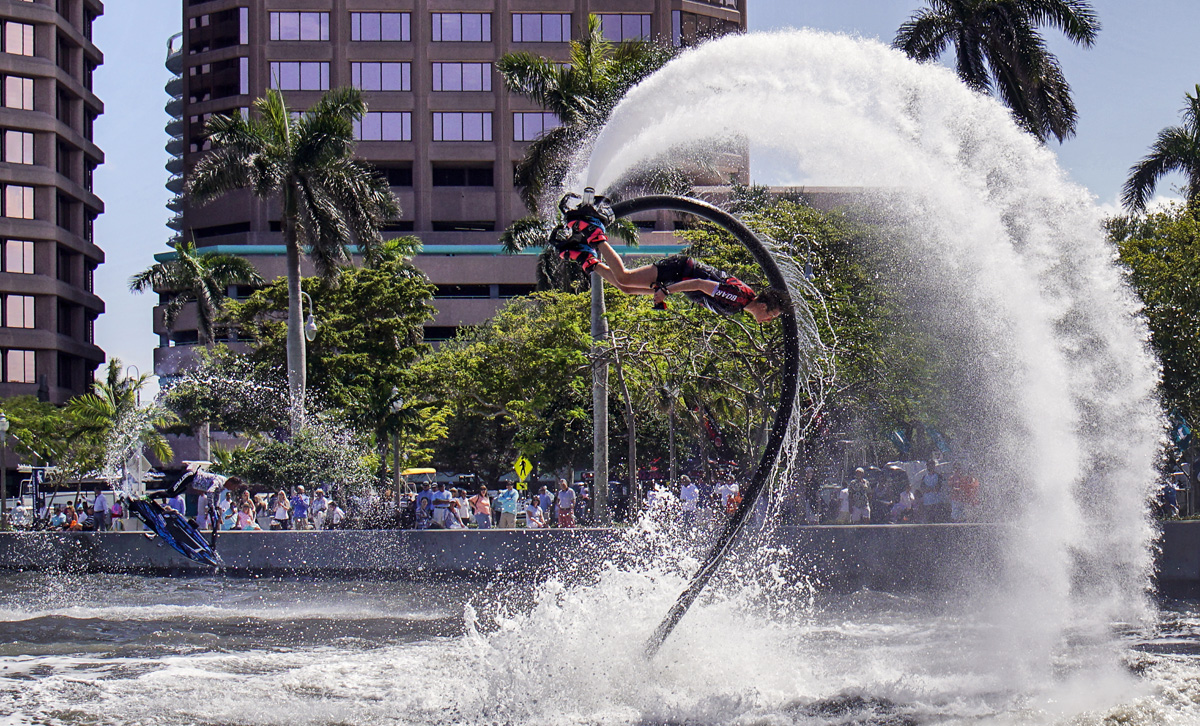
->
(0, 521), (1194, 593)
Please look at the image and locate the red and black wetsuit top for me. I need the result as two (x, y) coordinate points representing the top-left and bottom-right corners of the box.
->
(654, 255), (757, 316)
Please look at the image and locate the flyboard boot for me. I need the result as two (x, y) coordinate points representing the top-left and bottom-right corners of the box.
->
(551, 187), (614, 273)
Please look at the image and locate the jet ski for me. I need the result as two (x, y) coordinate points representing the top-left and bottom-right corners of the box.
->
(127, 497), (223, 568)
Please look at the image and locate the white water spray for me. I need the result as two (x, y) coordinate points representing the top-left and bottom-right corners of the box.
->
(520, 27), (1160, 709)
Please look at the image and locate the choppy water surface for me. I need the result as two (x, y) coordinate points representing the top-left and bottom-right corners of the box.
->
(0, 570), (1195, 726)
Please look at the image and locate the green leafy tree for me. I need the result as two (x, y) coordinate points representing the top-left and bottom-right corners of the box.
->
(415, 292), (593, 486)
(0, 396), (104, 482)
(1109, 205), (1200, 421)
(1123, 84), (1200, 212)
(67, 359), (178, 468)
(894, 0), (1100, 143)
(226, 427), (376, 499)
(129, 240), (264, 345)
(220, 238), (441, 470)
(186, 87), (400, 430)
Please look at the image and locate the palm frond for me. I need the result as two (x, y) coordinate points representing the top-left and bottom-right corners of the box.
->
(1123, 127), (1191, 211)
(499, 216), (555, 253)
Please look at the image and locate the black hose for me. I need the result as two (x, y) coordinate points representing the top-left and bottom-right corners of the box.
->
(608, 195), (802, 657)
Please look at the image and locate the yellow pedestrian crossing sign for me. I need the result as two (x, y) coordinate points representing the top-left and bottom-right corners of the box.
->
(514, 456), (532, 490)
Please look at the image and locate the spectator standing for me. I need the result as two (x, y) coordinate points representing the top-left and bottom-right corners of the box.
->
(326, 501), (345, 528)
(538, 487), (554, 528)
(948, 464), (980, 522)
(802, 467), (821, 524)
(454, 489), (472, 527)
(680, 476), (699, 523)
(415, 483), (434, 525)
(92, 488), (110, 531)
(889, 482), (917, 523)
(920, 459), (947, 523)
(431, 483), (454, 528)
(495, 483), (520, 528)
(848, 468), (872, 524)
(166, 490), (185, 517)
(575, 482), (590, 525)
(525, 498), (545, 529)
(716, 480), (739, 511)
(833, 483), (851, 524)
(10, 502), (28, 529)
(311, 489), (329, 525)
(290, 487), (311, 530)
(271, 491), (291, 530)
(469, 486), (493, 529)
(556, 479), (576, 528)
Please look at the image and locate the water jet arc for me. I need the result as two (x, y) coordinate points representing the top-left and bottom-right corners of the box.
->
(608, 195), (802, 657)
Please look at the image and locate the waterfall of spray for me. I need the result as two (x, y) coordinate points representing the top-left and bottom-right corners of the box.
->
(510, 27), (1158, 699)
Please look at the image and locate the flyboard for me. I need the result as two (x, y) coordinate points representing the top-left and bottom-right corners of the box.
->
(607, 195), (802, 658)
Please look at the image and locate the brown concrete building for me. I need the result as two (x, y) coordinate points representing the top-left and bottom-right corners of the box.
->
(0, 0), (105, 403)
(156, 0), (746, 379)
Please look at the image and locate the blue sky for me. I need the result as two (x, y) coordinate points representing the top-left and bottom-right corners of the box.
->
(92, 1), (1200, 392)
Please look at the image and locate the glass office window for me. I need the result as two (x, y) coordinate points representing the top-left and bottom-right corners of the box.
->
(354, 112), (411, 141)
(3, 185), (33, 219)
(3, 76), (33, 110)
(513, 112), (560, 142)
(512, 14), (571, 42)
(5, 295), (34, 328)
(432, 13), (491, 42)
(598, 14), (651, 42)
(5, 349), (35, 383)
(4, 239), (33, 273)
(269, 12), (329, 41)
(351, 62), (411, 91)
(351, 13), (410, 41)
(3, 130), (33, 164)
(432, 112), (492, 141)
(3, 22), (33, 56)
(269, 62), (329, 91)
(432, 63), (491, 92)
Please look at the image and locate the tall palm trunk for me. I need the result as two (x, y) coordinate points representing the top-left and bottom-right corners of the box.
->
(284, 232), (307, 432)
(591, 274), (610, 524)
(610, 330), (638, 519)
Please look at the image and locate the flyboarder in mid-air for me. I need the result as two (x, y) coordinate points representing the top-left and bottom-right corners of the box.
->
(551, 188), (788, 322)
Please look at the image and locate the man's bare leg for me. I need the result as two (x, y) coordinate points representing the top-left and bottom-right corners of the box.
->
(595, 241), (660, 288)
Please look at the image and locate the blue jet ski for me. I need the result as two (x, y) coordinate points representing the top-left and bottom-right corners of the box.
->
(127, 497), (223, 568)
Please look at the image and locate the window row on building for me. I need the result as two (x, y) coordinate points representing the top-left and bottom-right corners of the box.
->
(349, 111), (559, 142)
(269, 60), (501, 93)
(261, 12), (655, 44)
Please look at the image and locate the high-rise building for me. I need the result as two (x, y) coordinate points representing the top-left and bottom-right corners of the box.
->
(155, 0), (746, 380)
(0, 0), (105, 403)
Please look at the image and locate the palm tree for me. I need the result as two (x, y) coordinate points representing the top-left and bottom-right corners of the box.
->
(68, 359), (176, 470)
(894, 0), (1100, 143)
(1123, 85), (1200, 212)
(186, 87), (400, 430)
(129, 240), (264, 345)
(499, 16), (675, 522)
(129, 240), (263, 461)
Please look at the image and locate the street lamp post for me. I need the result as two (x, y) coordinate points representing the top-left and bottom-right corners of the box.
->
(0, 413), (9, 529)
(390, 389), (403, 509)
(299, 291), (318, 341)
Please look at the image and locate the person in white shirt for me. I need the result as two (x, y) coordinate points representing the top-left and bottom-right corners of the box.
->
(681, 475), (700, 520)
(716, 481), (739, 510)
(525, 500), (544, 529)
(326, 502), (345, 528)
(10, 503), (28, 528)
(92, 488), (110, 531)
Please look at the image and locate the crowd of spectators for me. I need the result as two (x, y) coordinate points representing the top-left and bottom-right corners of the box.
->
(406, 478), (594, 530)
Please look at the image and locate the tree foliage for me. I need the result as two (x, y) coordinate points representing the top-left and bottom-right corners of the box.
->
(128, 241), (264, 343)
(1123, 84), (1200, 212)
(894, 0), (1100, 143)
(218, 238), (440, 454)
(1110, 204), (1200, 421)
